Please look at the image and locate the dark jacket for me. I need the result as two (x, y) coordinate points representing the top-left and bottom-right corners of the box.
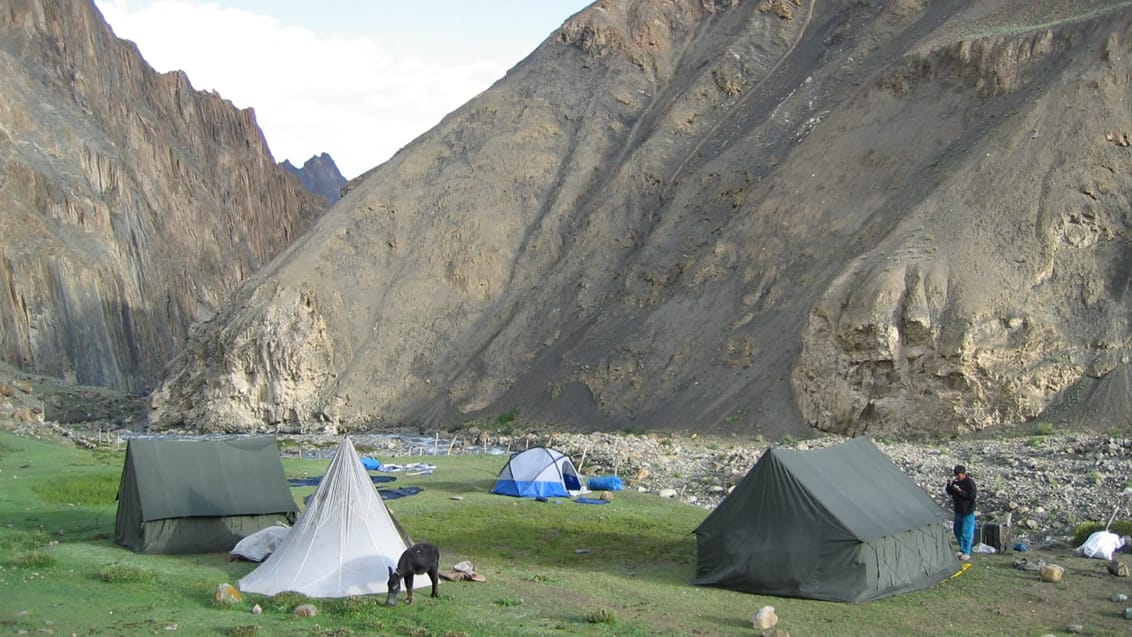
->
(946, 475), (977, 515)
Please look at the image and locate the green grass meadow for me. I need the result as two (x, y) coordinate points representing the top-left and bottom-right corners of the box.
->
(0, 430), (1125, 636)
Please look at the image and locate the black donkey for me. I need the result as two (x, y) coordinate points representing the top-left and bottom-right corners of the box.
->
(385, 542), (440, 605)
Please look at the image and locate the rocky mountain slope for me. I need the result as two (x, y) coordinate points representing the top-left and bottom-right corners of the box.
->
(150, 0), (1132, 440)
(282, 153), (347, 204)
(0, 0), (328, 393)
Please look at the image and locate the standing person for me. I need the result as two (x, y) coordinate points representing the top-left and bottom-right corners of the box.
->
(946, 464), (977, 560)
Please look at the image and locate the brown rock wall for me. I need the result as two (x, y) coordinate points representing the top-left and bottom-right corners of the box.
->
(0, 0), (327, 391)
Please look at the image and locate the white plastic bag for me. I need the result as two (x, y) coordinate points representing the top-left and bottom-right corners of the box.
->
(1075, 530), (1125, 560)
(230, 524), (291, 562)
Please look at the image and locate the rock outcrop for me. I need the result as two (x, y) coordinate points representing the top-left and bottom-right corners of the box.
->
(0, 0), (328, 393)
(150, 0), (1132, 439)
(282, 153), (347, 204)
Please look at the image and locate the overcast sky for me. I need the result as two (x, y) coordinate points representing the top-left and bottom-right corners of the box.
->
(93, 1), (591, 179)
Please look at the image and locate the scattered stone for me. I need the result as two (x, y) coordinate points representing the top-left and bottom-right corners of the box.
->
(1123, 607), (1132, 620)
(214, 582), (242, 605)
(1039, 564), (1064, 583)
(599, 491), (613, 502)
(1110, 558), (1130, 577)
(1066, 624), (1083, 633)
(293, 604), (318, 617)
(1013, 558), (1045, 573)
(1112, 593), (1127, 602)
(752, 606), (778, 630)
(251, 604), (262, 615)
(658, 488), (677, 499)
(449, 496), (464, 500)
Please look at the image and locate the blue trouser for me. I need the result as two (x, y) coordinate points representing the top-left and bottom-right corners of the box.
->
(954, 512), (975, 555)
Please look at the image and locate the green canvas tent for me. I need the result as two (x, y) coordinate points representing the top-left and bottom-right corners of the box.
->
(693, 436), (958, 603)
(115, 436), (298, 554)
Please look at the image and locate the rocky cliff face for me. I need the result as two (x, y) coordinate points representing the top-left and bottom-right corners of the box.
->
(0, 0), (327, 393)
(282, 154), (347, 204)
(149, 0), (1132, 440)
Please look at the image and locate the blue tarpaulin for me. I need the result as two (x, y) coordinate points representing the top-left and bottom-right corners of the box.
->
(575, 497), (610, 505)
(587, 476), (624, 491)
(289, 475), (396, 487)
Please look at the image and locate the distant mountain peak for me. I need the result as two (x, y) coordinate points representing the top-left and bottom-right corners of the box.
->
(282, 154), (347, 203)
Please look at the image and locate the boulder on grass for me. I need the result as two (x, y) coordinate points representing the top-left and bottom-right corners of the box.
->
(753, 606), (778, 630)
(1039, 564), (1064, 583)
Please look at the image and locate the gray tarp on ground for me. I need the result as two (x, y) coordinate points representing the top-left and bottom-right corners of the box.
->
(693, 436), (958, 603)
(115, 436), (298, 554)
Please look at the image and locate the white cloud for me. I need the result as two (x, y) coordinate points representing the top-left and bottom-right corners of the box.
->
(94, 0), (530, 178)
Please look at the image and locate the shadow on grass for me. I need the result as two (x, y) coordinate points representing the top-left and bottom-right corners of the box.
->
(413, 504), (702, 585)
(702, 613), (759, 631)
(5, 508), (117, 540)
(390, 476), (499, 495)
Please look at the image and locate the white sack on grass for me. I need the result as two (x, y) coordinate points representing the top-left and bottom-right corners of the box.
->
(1076, 530), (1125, 560)
(231, 525), (291, 562)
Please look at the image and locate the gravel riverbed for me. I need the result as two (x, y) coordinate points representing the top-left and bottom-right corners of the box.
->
(14, 417), (1132, 548)
(278, 426), (1132, 548)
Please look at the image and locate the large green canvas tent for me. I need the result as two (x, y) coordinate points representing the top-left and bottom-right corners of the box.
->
(693, 436), (958, 603)
(115, 436), (299, 554)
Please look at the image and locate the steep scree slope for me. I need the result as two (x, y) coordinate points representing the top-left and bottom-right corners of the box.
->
(150, 0), (1132, 439)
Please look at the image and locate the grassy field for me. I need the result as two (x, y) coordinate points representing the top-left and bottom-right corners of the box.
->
(1, 430), (1130, 637)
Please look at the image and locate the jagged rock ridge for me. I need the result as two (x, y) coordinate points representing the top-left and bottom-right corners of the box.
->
(282, 153), (347, 204)
(150, 0), (1132, 440)
(0, 0), (328, 393)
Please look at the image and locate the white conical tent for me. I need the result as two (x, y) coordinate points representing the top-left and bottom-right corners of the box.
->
(239, 436), (426, 597)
